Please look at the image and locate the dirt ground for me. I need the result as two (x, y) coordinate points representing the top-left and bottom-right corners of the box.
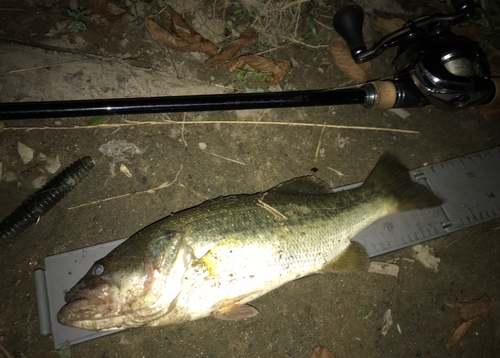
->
(1, 0), (500, 357)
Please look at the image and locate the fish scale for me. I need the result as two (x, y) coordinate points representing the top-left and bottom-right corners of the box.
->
(34, 147), (500, 348)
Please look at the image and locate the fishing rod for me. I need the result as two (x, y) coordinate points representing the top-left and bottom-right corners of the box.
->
(0, 0), (498, 121)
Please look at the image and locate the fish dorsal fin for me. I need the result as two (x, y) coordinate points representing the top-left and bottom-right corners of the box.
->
(269, 176), (332, 195)
(321, 242), (370, 273)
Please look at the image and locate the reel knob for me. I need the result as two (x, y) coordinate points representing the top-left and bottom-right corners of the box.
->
(333, 5), (367, 62)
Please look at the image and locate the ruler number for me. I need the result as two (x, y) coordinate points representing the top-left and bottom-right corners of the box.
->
(465, 171), (475, 178)
(383, 221), (395, 231)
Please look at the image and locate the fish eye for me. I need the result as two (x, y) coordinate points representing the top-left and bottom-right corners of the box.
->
(93, 265), (104, 276)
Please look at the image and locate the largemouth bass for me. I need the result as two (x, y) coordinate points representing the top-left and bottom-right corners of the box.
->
(58, 154), (441, 331)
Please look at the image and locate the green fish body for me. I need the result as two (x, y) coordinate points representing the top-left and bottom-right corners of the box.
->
(58, 154), (441, 331)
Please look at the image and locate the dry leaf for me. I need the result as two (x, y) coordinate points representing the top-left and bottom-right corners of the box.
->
(311, 346), (335, 358)
(373, 17), (405, 34)
(447, 296), (490, 349)
(92, 0), (126, 21)
(18, 141), (34, 164)
(368, 262), (399, 277)
(145, 7), (218, 56)
(38, 154), (61, 174)
(381, 309), (393, 335)
(412, 244), (440, 272)
(388, 108), (411, 119)
(205, 27), (258, 68)
(225, 55), (290, 83)
(447, 317), (479, 349)
(456, 296), (490, 322)
(120, 164), (133, 178)
(330, 39), (371, 83)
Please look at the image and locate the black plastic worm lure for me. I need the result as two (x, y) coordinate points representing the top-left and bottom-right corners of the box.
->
(0, 156), (94, 241)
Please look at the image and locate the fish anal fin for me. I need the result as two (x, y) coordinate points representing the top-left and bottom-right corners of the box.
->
(321, 242), (370, 273)
(270, 176), (332, 195)
(213, 304), (259, 321)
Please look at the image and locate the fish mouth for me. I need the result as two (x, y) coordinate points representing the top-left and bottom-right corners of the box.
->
(58, 288), (120, 329)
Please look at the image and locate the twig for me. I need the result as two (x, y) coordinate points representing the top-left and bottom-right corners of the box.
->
(445, 237), (462, 248)
(177, 183), (210, 200)
(293, 5), (301, 39)
(313, 18), (333, 31)
(0, 36), (133, 64)
(4, 120), (420, 134)
(254, 42), (292, 56)
(0, 35), (234, 92)
(204, 152), (246, 165)
(313, 122), (326, 165)
(257, 194), (287, 221)
(68, 163), (184, 210)
(282, 0), (310, 11)
(181, 112), (188, 147)
(0, 343), (13, 358)
(327, 167), (344, 176)
(2, 59), (84, 74)
(282, 36), (329, 48)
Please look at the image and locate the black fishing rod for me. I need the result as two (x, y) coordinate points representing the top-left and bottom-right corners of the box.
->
(0, 0), (498, 121)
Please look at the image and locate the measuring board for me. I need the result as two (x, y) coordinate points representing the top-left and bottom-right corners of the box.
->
(34, 147), (500, 348)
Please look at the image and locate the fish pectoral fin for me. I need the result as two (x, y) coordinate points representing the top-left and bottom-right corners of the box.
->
(212, 304), (259, 321)
(321, 242), (370, 273)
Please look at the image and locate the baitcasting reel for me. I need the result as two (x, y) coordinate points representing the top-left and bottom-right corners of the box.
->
(333, 0), (497, 111)
(0, 0), (498, 120)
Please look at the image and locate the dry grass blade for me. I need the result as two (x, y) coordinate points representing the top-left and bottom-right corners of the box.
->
(92, 0), (126, 21)
(225, 55), (290, 83)
(205, 27), (258, 68)
(145, 6), (218, 56)
(330, 39), (371, 83)
(282, 0), (310, 11)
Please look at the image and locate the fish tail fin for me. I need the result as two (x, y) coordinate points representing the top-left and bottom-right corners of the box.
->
(364, 153), (442, 213)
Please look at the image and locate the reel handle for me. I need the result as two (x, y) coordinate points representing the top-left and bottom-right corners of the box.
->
(332, 5), (366, 59)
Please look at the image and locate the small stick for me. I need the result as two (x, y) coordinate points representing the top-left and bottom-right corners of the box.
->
(4, 120), (420, 134)
(327, 167), (345, 176)
(2, 59), (84, 74)
(282, 36), (329, 49)
(254, 42), (292, 56)
(313, 122), (326, 165)
(204, 152), (246, 165)
(282, 0), (310, 11)
(0, 343), (13, 358)
(257, 194), (287, 221)
(313, 18), (333, 30)
(181, 112), (188, 147)
(68, 163), (183, 210)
